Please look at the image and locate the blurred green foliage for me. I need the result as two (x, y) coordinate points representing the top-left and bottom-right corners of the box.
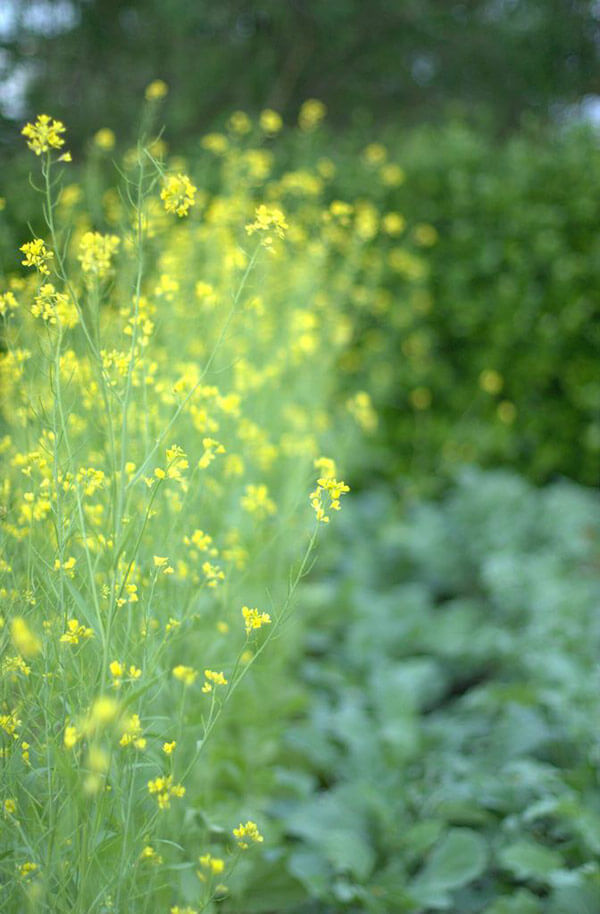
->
(1, 0), (599, 151)
(328, 122), (600, 487)
(228, 469), (600, 912)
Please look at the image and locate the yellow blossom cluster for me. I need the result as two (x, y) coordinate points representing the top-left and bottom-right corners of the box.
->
(161, 173), (197, 216)
(21, 114), (66, 155)
(0, 100), (378, 908)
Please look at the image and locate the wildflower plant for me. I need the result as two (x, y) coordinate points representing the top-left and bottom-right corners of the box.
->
(0, 99), (366, 913)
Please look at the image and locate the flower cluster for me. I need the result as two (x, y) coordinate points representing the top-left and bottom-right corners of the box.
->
(233, 820), (264, 850)
(245, 204), (288, 246)
(20, 239), (54, 275)
(160, 173), (197, 217)
(202, 669), (228, 693)
(242, 606), (271, 637)
(310, 476), (350, 523)
(147, 774), (185, 809)
(78, 231), (120, 279)
(22, 114), (66, 155)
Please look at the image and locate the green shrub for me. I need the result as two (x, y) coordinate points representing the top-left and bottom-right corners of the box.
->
(327, 122), (600, 487)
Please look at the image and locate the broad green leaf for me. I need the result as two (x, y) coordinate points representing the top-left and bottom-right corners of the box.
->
(412, 828), (488, 892)
(498, 840), (563, 882)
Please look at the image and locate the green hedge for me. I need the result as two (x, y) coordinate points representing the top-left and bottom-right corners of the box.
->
(329, 122), (600, 488)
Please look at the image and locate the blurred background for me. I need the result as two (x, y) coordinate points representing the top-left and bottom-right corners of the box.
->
(2, 2), (600, 912)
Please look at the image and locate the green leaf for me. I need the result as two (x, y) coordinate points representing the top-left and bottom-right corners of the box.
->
(498, 840), (563, 882)
(484, 889), (543, 913)
(412, 828), (488, 893)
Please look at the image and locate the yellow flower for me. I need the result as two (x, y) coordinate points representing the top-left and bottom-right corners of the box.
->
(59, 618), (94, 645)
(160, 174), (197, 217)
(78, 231), (120, 279)
(139, 845), (163, 865)
(202, 669), (227, 693)
(241, 484), (276, 519)
(64, 725), (79, 749)
(242, 606), (271, 637)
(166, 444), (189, 480)
(93, 128), (115, 150)
(148, 774), (185, 809)
(120, 713), (146, 749)
(87, 696), (119, 732)
(479, 369), (504, 395)
(162, 740), (176, 755)
(310, 476), (350, 523)
(4, 798), (16, 816)
(298, 99), (326, 130)
(228, 110), (251, 133)
(31, 283), (78, 329)
(10, 618), (41, 657)
(198, 438), (225, 469)
(20, 239), (54, 275)
(198, 853), (225, 876)
(233, 820), (263, 849)
(145, 79), (168, 100)
(172, 665), (197, 686)
(0, 291), (18, 316)
(259, 109), (283, 133)
(363, 143), (387, 166)
(22, 114), (66, 155)
(245, 205), (288, 246)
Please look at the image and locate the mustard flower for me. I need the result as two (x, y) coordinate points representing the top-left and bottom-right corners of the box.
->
(240, 484), (276, 519)
(148, 774), (185, 809)
(32, 283), (78, 328)
(242, 606), (271, 637)
(228, 110), (252, 134)
(298, 99), (326, 130)
(172, 665), (197, 686)
(64, 725), (79, 749)
(160, 174), (197, 217)
(153, 555), (174, 574)
(310, 476), (350, 523)
(145, 79), (168, 100)
(20, 239), (54, 275)
(202, 560), (225, 588)
(93, 128), (115, 150)
(198, 438), (225, 469)
(0, 292), (18, 317)
(162, 740), (176, 755)
(245, 204), (288, 246)
(10, 618), (41, 658)
(86, 696), (119, 732)
(202, 669), (227, 693)
(139, 845), (163, 865)
(479, 369), (504, 395)
(78, 231), (120, 279)
(22, 114), (66, 155)
(54, 556), (76, 577)
(18, 861), (38, 879)
(59, 619), (94, 645)
(120, 713), (146, 749)
(198, 853), (225, 878)
(166, 444), (189, 480)
(233, 820), (263, 849)
(259, 109), (283, 134)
